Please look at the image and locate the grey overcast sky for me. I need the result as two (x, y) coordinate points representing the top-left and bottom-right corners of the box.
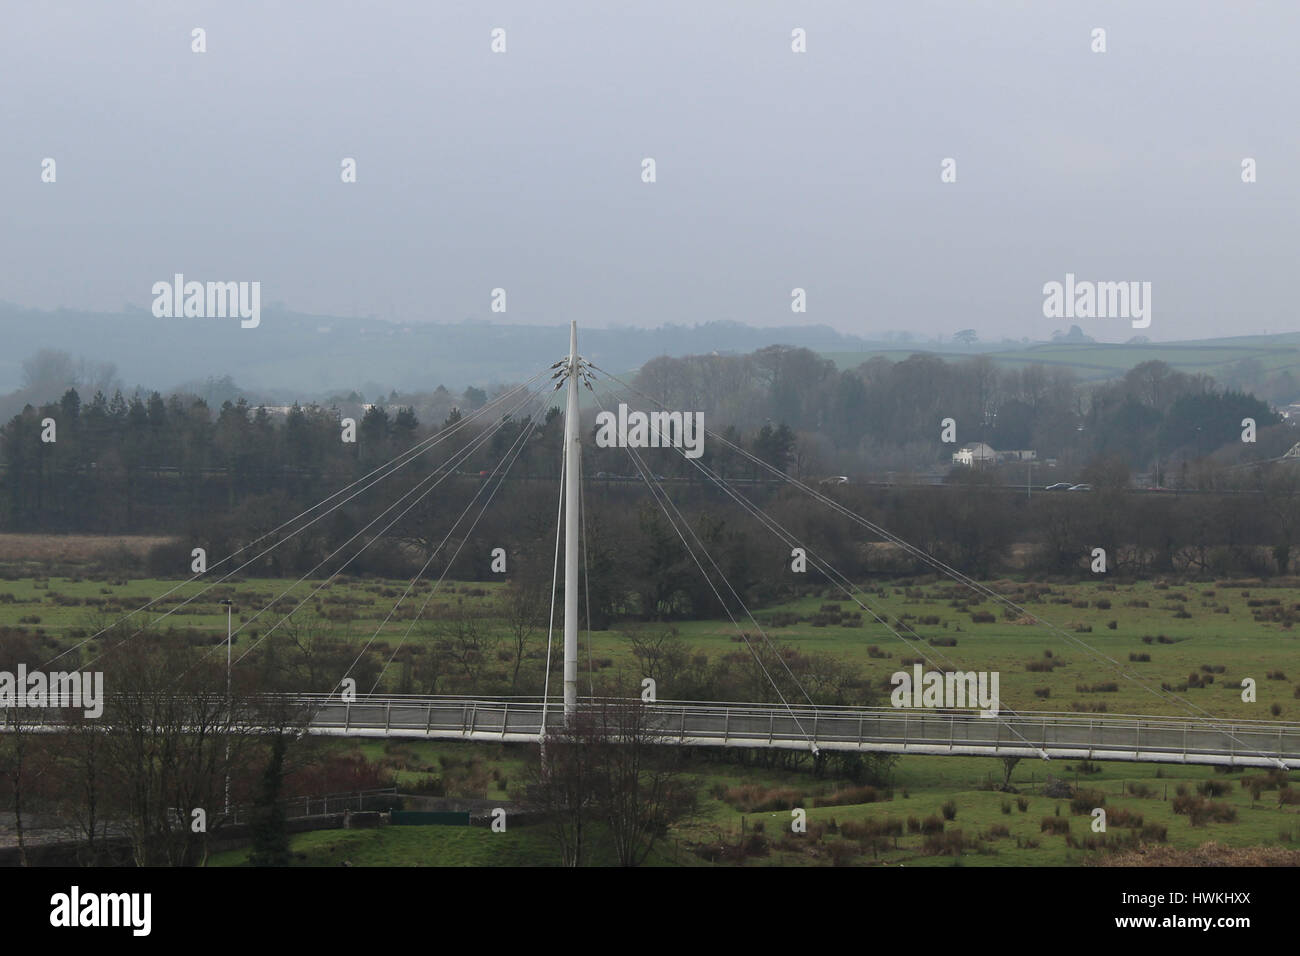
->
(2, 1), (1297, 342)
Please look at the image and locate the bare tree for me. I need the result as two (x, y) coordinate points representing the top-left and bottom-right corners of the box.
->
(503, 581), (544, 690)
(529, 712), (605, 867)
(595, 699), (696, 866)
(529, 701), (697, 867)
(436, 606), (501, 690)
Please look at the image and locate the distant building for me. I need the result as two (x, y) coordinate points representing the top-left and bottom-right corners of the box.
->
(952, 442), (997, 466)
(997, 449), (1037, 463)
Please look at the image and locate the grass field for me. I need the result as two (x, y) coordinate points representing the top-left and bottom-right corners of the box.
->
(5, 543), (1300, 867)
(5, 568), (1300, 720)
(204, 737), (1300, 867)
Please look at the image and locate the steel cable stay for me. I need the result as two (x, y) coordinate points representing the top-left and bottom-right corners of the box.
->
(126, 378), (550, 686)
(587, 391), (821, 750)
(148, 378), (547, 688)
(589, 391), (819, 708)
(586, 365), (1290, 766)
(328, 408), (548, 692)
(214, 379), (553, 673)
(43, 370), (549, 671)
(579, 452), (595, 699)
(586, 364), (1226, 704)
(587, 380), (1050, 757)
(362, 412), (546, 695)
(539, 428), (567, 739)
(706, 427), (1273, 745)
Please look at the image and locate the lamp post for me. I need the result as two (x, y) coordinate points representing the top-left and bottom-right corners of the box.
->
(219, 598), (232, 815)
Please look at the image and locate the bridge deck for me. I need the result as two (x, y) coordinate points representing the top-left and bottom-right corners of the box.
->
(299, 696), (1299, 769)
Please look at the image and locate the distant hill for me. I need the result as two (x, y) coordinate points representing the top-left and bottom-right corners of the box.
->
(2, 300), (1296, 405)
(822, 332), (1300, 385)
(0, 303), (890, 397)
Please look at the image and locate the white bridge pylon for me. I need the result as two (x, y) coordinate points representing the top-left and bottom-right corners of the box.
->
(562, 320), (581, 719)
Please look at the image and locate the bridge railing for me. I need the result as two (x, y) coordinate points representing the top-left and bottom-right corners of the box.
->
(6, 694), (1298, 766)
(289, 694), (1300, 766)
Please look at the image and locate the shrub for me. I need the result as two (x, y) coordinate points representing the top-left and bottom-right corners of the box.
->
(1070, 789), (1106, 815)
(813, 785), (887, 808)
(941, 800), (957, 821)
(721, 785), (803, 813)
(1140, 822), (1168, 842)
(921, 830), (968, 856)
(1108, 807), (1144, 828)
(1172, 795), (1237, 825)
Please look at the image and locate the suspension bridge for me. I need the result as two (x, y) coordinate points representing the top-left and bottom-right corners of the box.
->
(13, 322), (1300, 771)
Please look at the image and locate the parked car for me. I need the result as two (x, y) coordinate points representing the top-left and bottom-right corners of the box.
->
(1067, 483), (1092, 492)
(1044, 482), (1073, 491)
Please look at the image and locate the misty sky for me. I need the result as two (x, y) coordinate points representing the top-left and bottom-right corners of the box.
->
(3, 0), (1298, 343)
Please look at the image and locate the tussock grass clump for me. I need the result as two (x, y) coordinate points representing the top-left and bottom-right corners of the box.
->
(840, 818), (903, 840)
(722, 785), (804, 813)
(1070, 789), (1107, 815)
(1076, 682), (1119, 693)
(922, 829), (968, 856)
(1108, 807), (1144, 828)
(1172, 795), (1238, 825)
(813, 785), (888, 808)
